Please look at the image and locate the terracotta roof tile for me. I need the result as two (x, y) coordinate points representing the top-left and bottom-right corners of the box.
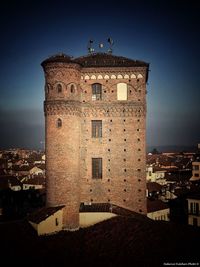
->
(147, 199), (169, 213)
(75, 53), (149, 68)
(28, 205), (65, 224)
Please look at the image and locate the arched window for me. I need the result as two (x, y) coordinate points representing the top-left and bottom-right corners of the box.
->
(70, 84), (75, 93)
(117, 83), (127, 100)
(57, 84), (62, 93)
(45, 83), (51, 94)
(92, 83), (102, 100)
(57, 118), (62, 128)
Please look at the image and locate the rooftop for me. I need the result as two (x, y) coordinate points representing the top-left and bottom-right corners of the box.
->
(147, 182), (163, 192)
(147, 199), (169, 213)
(41, 52), (149, 68)
(1, 214), (200, 266)
(75, 53), (149, 68)
(28, 205), (65, 224)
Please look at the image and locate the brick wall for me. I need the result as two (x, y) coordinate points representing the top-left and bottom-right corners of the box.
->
(43, 59), (148, 229)
(44, 63), (81, 229)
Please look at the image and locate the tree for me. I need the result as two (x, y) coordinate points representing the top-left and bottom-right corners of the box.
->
(151, 148), (159, 154)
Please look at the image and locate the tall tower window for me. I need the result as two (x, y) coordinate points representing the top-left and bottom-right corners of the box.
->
(92, 158), (102, 179)
(57, 84), (62, 93)
(92, 120), (102, 138)
(92, 83), (102, 100)
(117, 83), (127, 100)
(57, 118), (62, 128)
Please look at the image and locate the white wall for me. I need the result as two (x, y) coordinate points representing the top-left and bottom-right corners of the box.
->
(147, 208), (170, 221)
(29, 209), (63, 235)
(79, 212), (117, 227)
(117, 83), (127, 100)
(188, 215), (200, 226)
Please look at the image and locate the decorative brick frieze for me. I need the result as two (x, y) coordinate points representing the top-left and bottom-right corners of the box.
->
(44, 100), (146, 117)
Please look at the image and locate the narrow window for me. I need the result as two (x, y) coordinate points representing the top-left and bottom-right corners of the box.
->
(57, 84), (62, 93)
(92, 158), (102, 179)
(92, 120), (102, 138)
(92, 83), (102, 100)
(71, 84), (75, 93)
(193, 165), (199, 170)
(57, 118), (62, 128)
(55, 218), (58, 226)
(196, 203), (199, 215)
(117, 83), (127, 100)
(190, 203), (193, 213)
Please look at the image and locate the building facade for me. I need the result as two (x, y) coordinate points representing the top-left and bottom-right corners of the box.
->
(190, 160), (200, 182)
(187, 195), (200, 227)
(41, 52), (149, 230)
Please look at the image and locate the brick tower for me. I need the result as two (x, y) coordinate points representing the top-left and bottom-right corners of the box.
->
(42, 52), (149, 230)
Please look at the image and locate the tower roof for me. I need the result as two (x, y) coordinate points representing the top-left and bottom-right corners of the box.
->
(75, 53), (149, 68)
(41, 52), (149, 68)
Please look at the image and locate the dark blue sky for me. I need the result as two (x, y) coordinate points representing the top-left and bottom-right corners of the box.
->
(0, 0), (199, 149)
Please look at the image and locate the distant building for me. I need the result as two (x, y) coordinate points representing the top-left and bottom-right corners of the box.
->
(29, 166), (44, 176)
(146, 165), (166, 184)
(187, 194), (200, 227)
(147, 198), (169, 221)
(22, 176), (45, 190)
(146, 182), (163, 198)
(0, 176), (22, 191)
(190, 160), (200, 182)
(28, 206), (65, 235)
(41, 52), (149, 230)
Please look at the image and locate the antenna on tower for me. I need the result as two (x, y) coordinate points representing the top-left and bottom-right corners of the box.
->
(87, 39), (95, 54)
(107, 37), (114, 54)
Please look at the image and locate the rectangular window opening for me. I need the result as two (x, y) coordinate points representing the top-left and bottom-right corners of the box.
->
(92, 84), (102, 100)
(92, 158), (102, 179)
(92, 120), (102, 138)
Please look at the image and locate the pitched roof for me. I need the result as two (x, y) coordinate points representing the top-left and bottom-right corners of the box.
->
(75, 53), (149, 68)
(28, 205), (65, 224)
(12, 165), (31, 172)
(153, 166), (166, 172)
(0, 175), (22, 189)
(147, 182), (163, 192)
(41, 52), (149, 68)
(147, 199), (169, 213)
